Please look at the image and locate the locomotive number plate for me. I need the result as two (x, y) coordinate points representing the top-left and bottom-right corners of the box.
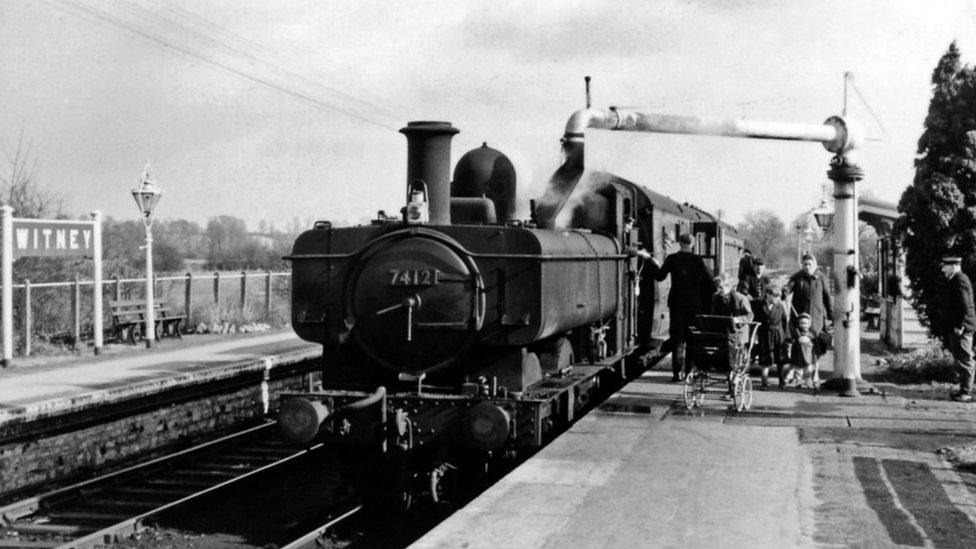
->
(388, 268), (439, 286)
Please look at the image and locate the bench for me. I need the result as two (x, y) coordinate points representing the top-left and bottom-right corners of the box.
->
(109, 299), (186, 344)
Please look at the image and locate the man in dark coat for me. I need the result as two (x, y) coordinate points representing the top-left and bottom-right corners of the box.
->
(738, 249), (755, 283)
(649, 232), (714, 381)
(939, 256), (976, 402)
(784, 253), (833, 334)
(737, 258), (772, 300)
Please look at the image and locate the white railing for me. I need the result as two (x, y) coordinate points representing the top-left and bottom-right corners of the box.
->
(5, 270), (291, 356)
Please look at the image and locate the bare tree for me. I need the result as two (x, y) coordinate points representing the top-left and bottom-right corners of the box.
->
(0, 129), (63, 218)
(737, 210), (786, 260)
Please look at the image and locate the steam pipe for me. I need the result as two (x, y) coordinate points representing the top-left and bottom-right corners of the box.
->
(562, 108), (861, 153)
(340, 385), (387, 411)
(537, 107), (864, 229)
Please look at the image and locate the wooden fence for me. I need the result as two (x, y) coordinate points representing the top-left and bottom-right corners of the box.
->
(9, 270), (290, 356)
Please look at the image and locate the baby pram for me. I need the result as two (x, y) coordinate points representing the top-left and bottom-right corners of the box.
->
(683, 315), (761, 412)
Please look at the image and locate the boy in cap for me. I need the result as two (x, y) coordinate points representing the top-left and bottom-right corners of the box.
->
(648, 232), (714, 381)
(711, 273), (753, 325)
(738, 257), (771, 300)
(939, 256), (976, 402)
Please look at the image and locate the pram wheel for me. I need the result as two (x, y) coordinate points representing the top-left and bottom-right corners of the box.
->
(733, 374), (753, 412)
(683, 367), (704, 409)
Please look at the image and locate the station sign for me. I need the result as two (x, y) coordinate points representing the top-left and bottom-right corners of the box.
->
(1, 208), (104, 367)
(10, 219), (95, 258)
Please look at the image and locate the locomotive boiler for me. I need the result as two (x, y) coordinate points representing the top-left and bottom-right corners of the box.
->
(277, 111), (742, 502)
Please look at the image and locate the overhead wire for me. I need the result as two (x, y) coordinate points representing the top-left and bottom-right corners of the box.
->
(42, 0), (403, 131)
(850, 79), (888, 138)
(138, 0), (412, 122)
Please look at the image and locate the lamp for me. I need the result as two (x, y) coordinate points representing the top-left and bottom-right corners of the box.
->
(132, 164), (162, 227)
(131, 162), (163, 347)
(812, 198), (834, 233)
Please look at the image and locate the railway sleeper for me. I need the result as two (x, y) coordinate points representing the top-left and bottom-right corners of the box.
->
(109, 486), (198, 498)
(143, 478), (217, 488)
(0, 538), (66, 548)
(205, 453), (281, 465)
(77, 497), (162, 510)
(246, 439), (292, 448)
(46, 510), (131, 522)
(232, 447), (298, 457)
(6, 522), (95, 536)
(192, 462), (260, 473)
(169, 469), (239, 479)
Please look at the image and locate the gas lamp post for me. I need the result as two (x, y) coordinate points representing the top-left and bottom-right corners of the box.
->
(812, 198), (835, 235)
(131, 163), (163, 348)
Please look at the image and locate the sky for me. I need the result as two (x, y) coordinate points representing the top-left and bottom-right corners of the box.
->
(1, 0), (975, 231)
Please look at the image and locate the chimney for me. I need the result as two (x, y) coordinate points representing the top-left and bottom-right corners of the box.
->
(399, 121), (459, 225)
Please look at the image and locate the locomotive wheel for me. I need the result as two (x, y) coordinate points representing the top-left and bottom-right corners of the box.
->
(683, 368), (703, 409)
(733, 374), (753, 412)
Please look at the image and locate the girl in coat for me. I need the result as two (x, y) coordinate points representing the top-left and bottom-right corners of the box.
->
(788, 313), (816, 389)
(754, 285), (790, 389)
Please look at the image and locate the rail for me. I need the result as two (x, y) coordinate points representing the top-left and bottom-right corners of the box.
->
(280, 506), (363, 549)
(0, 422), (321, 549)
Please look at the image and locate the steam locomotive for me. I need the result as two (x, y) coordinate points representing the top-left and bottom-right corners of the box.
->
(277, 116), (742, 501)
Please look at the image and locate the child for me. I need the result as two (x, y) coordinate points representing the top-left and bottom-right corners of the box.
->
(787, 313), (816, 389)
(753, 285), (790, 389)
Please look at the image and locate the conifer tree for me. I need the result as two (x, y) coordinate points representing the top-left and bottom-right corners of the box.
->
(895, 42), (976, 338)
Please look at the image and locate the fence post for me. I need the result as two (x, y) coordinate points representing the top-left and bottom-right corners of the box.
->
(240, 271), (247, 314)
(91, 210), (103, 355)
(72, 276), (81, 349)
(184, 272), (192, 324)
(23, 279), (31, 357)
(113, 275), (121, 301)
(213, 271), (220, 304)
(1, 205), (13, 367)
(264, 271), (272, 319)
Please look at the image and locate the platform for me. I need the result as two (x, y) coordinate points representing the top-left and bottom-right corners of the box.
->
(0, 330), (319, 432)
(413, 355), (976, 548)
(0, 330), (322, 495)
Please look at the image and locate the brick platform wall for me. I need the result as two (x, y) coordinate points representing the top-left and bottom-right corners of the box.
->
(0, 372), (320, 497)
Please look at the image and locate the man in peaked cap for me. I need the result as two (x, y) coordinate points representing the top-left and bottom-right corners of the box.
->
(939, 256), (976, 402)
(648, 232), (714, 382)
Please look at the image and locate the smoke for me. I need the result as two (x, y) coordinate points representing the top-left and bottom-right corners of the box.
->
(535, 141), (585, 228)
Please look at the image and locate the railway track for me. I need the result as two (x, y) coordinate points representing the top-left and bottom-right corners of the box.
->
(0, 422), (319, 549)
(279, 505), (362, 549)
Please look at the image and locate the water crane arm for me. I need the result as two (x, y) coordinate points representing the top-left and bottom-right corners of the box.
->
(563, 108), (861, 153)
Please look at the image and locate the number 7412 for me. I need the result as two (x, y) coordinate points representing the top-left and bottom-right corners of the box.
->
(388, 268), (438, 286)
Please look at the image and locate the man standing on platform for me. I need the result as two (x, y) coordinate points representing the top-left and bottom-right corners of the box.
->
(939, 256), (976, 402)
(738, 258), (771, 300)
(738, 249), (755, 283)
(648, 233), (714, 382)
